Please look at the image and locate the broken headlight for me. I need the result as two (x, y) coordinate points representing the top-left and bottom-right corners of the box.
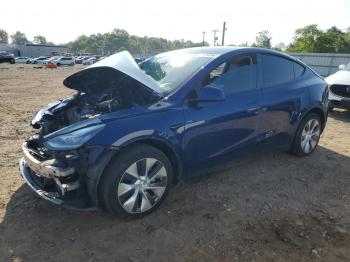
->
(44, 124), (105, 151)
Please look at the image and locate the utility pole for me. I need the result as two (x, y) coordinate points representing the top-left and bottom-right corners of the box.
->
(202, 31), (206, 46)
(222, 22), (227, 46)
(212, 30), (219, 46)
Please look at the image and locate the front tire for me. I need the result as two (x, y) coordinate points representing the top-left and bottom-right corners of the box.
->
(100, 144), (172, 218)
(290, 113), (321, 157)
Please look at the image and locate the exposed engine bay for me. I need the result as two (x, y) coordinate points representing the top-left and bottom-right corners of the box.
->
(20, 52), (164, 210)
(32, 67), (159, 136)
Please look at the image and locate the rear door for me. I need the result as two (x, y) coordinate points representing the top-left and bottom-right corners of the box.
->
(259, 53), (308, 150)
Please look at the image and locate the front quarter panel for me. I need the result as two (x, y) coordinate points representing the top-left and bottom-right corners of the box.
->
(86, 103), (185, 160)
(84, 103), (185, 206)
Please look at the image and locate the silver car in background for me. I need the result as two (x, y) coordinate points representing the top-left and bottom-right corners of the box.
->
(325, 63), (350, 111)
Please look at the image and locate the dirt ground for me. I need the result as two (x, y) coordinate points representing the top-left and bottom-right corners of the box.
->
(0, 64), (350, 262)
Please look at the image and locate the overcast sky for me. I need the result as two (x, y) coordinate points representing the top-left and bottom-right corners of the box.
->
(1, 0), (349, 46)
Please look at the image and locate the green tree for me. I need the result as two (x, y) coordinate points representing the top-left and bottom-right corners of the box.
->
(322, 26), (350, 53)
(33, 35), (47, 44)
(67, 35), (89, 53)
(288, 24), (321, 52)
(255, 30), (272, 49)
(0, 29), (8, 44)
(67, 28), (204, 55)
(10, 31), (29, 45)
(273, 42), (286, 51)
(287, 25), (350, 53)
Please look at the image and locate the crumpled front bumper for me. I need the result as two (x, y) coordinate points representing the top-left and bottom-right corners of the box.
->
(19, 142), (97, 211)
(22, 142), (75, 178)
(19, 158), (64, 205)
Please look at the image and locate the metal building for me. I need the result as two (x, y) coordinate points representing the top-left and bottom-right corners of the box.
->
(0, 43), (68, 57)
(288, 52), (350, 76)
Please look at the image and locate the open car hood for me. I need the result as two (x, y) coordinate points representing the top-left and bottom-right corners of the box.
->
(63, 51), (163, 95)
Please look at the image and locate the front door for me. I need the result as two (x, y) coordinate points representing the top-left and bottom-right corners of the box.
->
(182, 53), (263, 173)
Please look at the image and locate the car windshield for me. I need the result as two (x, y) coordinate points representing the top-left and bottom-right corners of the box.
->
(140, 51), (218, 95)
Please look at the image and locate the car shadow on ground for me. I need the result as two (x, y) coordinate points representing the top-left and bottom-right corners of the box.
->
(1, 146), (350, 262)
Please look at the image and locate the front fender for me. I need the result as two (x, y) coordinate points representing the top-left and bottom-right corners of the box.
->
(84, 146), (117, 207)
(84, 107), (185, 206)
(85, 134), (184, 208)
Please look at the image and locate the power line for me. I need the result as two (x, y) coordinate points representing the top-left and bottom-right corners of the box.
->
(212, 30), (219, 46)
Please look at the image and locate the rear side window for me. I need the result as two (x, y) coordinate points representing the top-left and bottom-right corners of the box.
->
(262, 54), (294, 87)
(294, 62), (305, 78)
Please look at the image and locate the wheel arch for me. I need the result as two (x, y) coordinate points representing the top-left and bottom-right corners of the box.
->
(301, 106), (327, 132)
(94, 136), (182, 203)
(119, 138), (183, 185)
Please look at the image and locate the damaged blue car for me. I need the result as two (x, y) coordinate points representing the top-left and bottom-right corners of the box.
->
(19, 47), (328, 217)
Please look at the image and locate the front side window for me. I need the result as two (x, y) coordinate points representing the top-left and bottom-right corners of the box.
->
(262, 54), (294, 87)
(204, 55), (258, 95)
(140, 51), (218, 95)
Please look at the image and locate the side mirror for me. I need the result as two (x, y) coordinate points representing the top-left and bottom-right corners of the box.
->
(195, 85), (226, 103)
(339, 64), (346, 70)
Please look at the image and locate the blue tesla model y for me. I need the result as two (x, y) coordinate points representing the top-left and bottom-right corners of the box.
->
(19, 47), (328, 217)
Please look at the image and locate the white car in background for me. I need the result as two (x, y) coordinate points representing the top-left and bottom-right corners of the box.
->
(75, 56), (90, 64)
(31, 56), (49, 64)
(82, 57), (97, 65)
(325, 63), (350, 111)
(53, 57), (75, 66)
(15, 57), (31, 64)
(43, 56), (60, 65)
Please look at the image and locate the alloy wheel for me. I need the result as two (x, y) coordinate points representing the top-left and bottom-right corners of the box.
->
(300, 118), (321, 154)
(117, 158), (168, 213)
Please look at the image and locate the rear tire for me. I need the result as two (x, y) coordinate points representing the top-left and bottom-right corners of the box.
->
(290, 113), (321, 157)
(100, 143), (172, 218)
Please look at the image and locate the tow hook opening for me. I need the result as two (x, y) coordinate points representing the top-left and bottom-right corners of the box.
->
(52, 176), (80, 196)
